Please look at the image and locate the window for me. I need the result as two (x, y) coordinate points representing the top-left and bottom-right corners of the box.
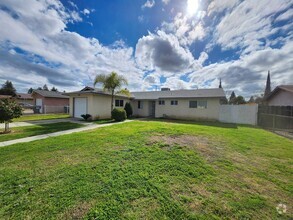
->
(189, 100), (207, 109)
(171, 100), (178, 105)
(138, 101), (143, 109)
(158, 100), (165, 105)
(115, 99), (124, 107)
(198, 100), (207, 109)
(189, 101), (197, 108)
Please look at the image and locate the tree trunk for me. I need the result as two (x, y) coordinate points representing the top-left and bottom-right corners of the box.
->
(4, 122), (10, 133)
(111, 90), (114, 111)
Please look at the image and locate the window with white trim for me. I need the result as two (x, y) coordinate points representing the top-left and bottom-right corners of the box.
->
(189, 100), (207, 109)
(170, 100), (178, 105)
(115, 99), (124, 107)
(158, 100), (165, 105)
(198, 100), (207, 109)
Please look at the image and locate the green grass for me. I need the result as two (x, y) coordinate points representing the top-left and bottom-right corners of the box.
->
(0, 122), (84, 142)
(13, 113), (70, 122)
(0, 120), (292, 219)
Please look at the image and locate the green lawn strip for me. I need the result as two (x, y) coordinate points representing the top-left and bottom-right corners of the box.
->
(13, 114), (70, 122)
(0, 121), (292, 219)
(0, 122), (84, 142)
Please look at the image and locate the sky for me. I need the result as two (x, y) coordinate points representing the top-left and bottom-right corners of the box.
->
(0, 0), (292, 98)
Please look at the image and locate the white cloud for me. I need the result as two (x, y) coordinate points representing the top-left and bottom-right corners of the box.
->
(212, 0), (292, 54)
(207, 0), (240, 16)
(138, 15), (144, 23)
(82, 9), (90, 15)
(0, 0), (144, 92)
(162, 0), (170, 5)
(142, 0), (155, 9)
(275, 8), (293, 22)
(161, 12), (206, 46)
(135, 30), (197, 74)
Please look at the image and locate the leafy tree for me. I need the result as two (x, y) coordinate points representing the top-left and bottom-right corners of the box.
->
(0, 99), (22, 133)
(124, 102), (133, 118)
(229, 91), (236, 104)
(28, 87), (33, 94)
(94, 72), (129, 111)
(0, 80), (17, 96)
(37, 87), (43, 90)
(51, 87), (58, 92)
(248, 96), (255, 103)
(43, 84), (49, 91)
(234, 96), (246, 105)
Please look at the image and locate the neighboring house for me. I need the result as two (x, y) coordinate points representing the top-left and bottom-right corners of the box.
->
(32, 90), (69, 113)
(0, 95), (12, 100)
(66, 87), (226, 120)
(16, 93), (34, 106)
(265, 85), (293, 106)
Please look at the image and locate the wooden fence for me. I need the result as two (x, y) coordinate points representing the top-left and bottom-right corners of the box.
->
(258, 106), (293, 131)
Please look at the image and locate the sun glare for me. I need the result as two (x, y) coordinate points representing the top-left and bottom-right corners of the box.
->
(187, 0), (199, 16)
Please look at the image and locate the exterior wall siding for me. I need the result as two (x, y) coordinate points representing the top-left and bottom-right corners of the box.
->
(132, 100), (150, 117)
(268, 91), (293, 106)
(155, 98), (220, 120)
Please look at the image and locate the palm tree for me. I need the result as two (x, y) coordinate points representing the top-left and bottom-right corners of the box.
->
(94, 72), (129, 111)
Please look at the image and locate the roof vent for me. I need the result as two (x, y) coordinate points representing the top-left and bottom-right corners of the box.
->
(161, 87), (171, 91)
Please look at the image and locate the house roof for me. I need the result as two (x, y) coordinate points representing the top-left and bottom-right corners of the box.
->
(17, 93), (33, 100)
(265, 85), (293, 100)
(66, 87), (132, 98)
(33, 90), (69, 99)
(66, 87), (226, 100)
(0, 95), (12, 99)
(131, 88), (226, 100)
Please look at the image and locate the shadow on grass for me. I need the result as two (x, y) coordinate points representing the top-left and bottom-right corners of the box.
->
(0, 122), (83, 142)
(134, 118), (239, 129)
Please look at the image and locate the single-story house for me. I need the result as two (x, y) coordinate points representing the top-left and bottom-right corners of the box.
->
(32, 90), (69, 113)
(66, 87), (226, 120)
(265, 85), (293, 106)
(16, 93), (34, 106)
(0, 95), (12, 100)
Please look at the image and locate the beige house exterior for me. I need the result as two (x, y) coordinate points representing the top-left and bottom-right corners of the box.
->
(265, 85), (293, 106)
(66, 87), (226, 121)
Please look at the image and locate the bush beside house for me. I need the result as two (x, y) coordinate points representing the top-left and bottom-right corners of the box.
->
(111, 108), (126, 121)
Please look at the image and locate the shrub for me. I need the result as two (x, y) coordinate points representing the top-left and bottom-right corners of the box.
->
(0, 99), (22, 133)
(81, 114), (92, 121)
(124, 102), (133, 118)
(111, 108), (126, 122)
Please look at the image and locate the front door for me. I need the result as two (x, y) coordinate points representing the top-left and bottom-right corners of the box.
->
(149, 101), (156, 117)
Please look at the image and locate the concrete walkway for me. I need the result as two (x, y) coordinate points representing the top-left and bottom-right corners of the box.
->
(0, 120), (132, 147)
(0, 118), (91, 129)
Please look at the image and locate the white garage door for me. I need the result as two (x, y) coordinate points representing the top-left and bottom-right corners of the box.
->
(74, 98), (87, 118)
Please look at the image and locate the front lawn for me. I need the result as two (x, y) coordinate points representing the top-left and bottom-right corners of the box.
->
(13, 113), (70, 122)
(0, 121), (292, 219)
(0, 122), (84, 142)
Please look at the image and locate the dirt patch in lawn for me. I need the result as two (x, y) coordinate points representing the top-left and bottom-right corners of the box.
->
(62, 201), (94, 219)
(147, 134), (223, 162)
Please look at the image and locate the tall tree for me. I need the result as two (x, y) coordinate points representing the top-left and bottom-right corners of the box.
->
(264, 70), (271, 98)
(51, 86), (58, 92)
(219, 78), (222, 88)
(28, 87), (33, 94)
(248, 96), (255, 103)
(43, 84), (49, 91)
(94, 72), (128, 111)
(0, 80), (17, 96)
(229, 91), (236, 104)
